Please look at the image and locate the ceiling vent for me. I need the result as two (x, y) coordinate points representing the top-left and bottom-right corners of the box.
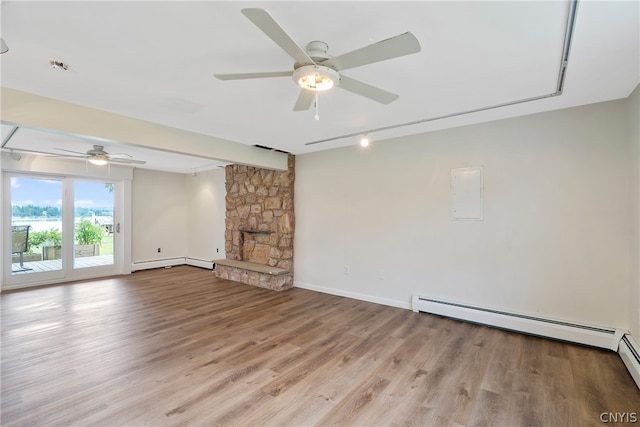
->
(253, 144), (290, 154)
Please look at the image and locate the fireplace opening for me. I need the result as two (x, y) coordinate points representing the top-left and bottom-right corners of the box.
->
(241, 231), (271, 265)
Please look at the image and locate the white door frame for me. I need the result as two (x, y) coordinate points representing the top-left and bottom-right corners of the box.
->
(1, 157), (133, 290)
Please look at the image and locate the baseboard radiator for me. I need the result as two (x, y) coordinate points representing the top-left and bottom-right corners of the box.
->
(412, 296), (624, 351)
(131, 257), (186, 272)
(186, 258), (215, 270)
(619, 334), (640, 389)
(131, 257), (215, 272)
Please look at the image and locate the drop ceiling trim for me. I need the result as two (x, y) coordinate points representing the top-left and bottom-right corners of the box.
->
(1, 126), (19, 148)
(1, 87), (289, 171)
(305, 0), (579, 147)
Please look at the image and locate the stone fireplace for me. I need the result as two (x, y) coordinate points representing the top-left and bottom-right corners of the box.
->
(214, 155), (294, 290)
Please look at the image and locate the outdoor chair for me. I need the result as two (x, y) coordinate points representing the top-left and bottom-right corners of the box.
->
(11, 225), (33, 272)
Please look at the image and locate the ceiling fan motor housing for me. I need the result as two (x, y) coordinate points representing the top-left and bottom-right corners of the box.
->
(305, 40), (331, 62)
(87, 145), (107, 155)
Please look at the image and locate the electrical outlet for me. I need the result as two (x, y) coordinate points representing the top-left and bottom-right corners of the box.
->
(344, 265), (350, 275)
(378, 270), (385, 280)
(217, 248), (219, 253)
(157, 248), (161, 253)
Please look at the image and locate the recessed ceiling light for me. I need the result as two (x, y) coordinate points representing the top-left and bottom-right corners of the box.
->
(50, 60), (69, 70)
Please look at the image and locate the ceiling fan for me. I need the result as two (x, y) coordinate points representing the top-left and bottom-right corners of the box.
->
(214, 8), (421, 112)
(53, 145), (146, 166)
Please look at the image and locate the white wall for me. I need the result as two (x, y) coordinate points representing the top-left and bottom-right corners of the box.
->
(295, 99), (632, 330)
(131, 167), (226, 268)
(186, 168), (226, 262)
(629, 84), (640, 338)
(132, 169), (188, 263)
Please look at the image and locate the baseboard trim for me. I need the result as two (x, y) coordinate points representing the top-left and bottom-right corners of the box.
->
(294, 281), (410, 310)
(131, 257), (186, 272)
(619, 334), (640, 389)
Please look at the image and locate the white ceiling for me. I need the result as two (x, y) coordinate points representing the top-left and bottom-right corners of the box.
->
(1, 1), (638, 173)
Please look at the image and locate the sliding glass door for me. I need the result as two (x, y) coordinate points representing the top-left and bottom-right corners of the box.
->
(73, 181), (115, 270)
(4, 173), (120, 287)
(9, 175), (65, 280)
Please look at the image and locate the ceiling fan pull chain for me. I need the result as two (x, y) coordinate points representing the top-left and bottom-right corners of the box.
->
(314, 92), (320, 121)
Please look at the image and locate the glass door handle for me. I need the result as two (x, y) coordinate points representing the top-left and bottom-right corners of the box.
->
(116, 223), (121, 233)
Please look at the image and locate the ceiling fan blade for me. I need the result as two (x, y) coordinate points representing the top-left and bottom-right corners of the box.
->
(108, 157), (146, 165)
(338, 75), (399, 105)
(293, 89), (314, 111)
(46, 154), (87, 159)
(108, 153), (133, 159)
(54, 147), (86, 155)
(321, 32), (421, 71)
(214, 71), (293, 81)
(241, 8), (314, 67)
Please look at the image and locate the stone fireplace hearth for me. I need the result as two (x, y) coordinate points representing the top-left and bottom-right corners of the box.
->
(214, 155), (294, 291)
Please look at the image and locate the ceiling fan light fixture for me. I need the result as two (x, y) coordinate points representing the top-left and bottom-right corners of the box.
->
(293, 65), (339, 92)
(88, 155), (108, 166)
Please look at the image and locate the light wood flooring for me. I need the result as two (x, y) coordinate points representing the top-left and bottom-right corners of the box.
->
(1, 265), (638, 426)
